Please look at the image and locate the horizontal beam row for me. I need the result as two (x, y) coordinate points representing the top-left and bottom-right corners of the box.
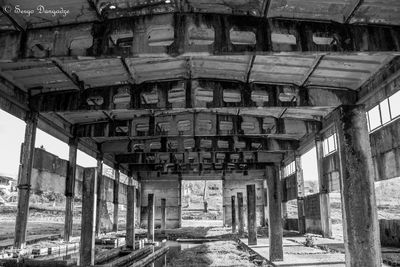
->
(100, 136), (298, 154)
(1, 14), (399, 61)
(71, 110), (323, 140)
(32, 79), (355, 114)
(116, 150), (283, 164)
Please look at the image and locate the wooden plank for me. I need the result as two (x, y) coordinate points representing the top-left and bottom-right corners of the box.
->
(94, 246), (152, 267)
(131, 246), (169, 267)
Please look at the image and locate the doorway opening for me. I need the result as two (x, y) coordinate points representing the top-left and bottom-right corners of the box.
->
(181, 180), (223, 227)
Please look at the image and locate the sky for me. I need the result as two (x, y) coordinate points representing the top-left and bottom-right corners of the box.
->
(0, 109), (97, 178)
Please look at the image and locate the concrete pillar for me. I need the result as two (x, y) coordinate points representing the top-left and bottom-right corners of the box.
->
(178, 174), (182, 227)
(80, 168), (97, 266)
(266, 165), (283, 261)
(112, 165), (120, 232)
(64, 137), (78, 242)
(282, 202), (288, 229)
(336, 105), (381, 267)
(147, 193), (155, 242)
(315, 135), (332, 238)
(231, 196), (236, 233)
(14, 113), (37, 249)
(295, 155), (306, 234)
(126, 178), (136, 249)
(237, 192), (244, 236)
(95, 154), (103, 236)
(246, 184), (257, 245)
(161, 198), (166, 231)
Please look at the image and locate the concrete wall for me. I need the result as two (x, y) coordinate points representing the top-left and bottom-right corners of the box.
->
(304, 193), (322, 235)
(370, 119), (400, 181)
(380, 219), (400, 247)
(31, 148), (139, 229)
(223, 170), (265, 227)
(282, 174), (297, 202)
(140, 174), (180, 229)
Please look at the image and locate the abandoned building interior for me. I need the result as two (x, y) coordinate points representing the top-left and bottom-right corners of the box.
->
(0, 0), (400, 266)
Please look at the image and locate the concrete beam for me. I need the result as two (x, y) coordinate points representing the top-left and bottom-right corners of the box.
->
(80, 167), (97, 266)
(231, 196), (237, 233)
(64, 137), (78, 242)
(14, 112), (37, 249)
(112, 165), (120, 232)
(266, 165), (283, 262)
(95, 154), (103, 236)
(147, 194), (155, 242)
(126, 179), (136, 249)
(161, 198), (166, 231)
(336, 105), (381, 267)
(315, 135), (332, 238)
(237, 192), (244, 236)
(3, 14), (400, 59)
(295, 155), (306, 234)
(247, 184), (257, 245)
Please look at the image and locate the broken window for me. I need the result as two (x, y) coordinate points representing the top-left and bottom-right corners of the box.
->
(283, 161), (296, 178)
(322, 133), (337, 157)
(389, 90), (400, 118)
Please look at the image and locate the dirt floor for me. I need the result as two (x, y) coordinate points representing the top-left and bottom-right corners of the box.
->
(169, 240), (270, 267)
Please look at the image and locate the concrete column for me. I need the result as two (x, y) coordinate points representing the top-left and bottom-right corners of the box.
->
(64, 137), (78, 242)
(147, 193), (155, 242)
(237, 192), (244, 236)
(336, 105), (381, 267)
(161, 198), (166, 231)
(315, 135), (332, 238)
(80, 168), (97, 266)
(282, 202), (288, 229)
(231, 196), (236, 233)
(95, 154), (103, 236)
(126, 178), (136, 249)
(295, 155), (306, 234)
(112, 165), (120, 232)
(178, 174), (182, 228)
(14, 112), (37, 249)
(266, 165), (283, 261)
(246, 184), (257, 245)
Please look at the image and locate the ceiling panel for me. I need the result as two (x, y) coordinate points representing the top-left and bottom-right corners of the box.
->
(184, 0), (264, 16)
(125, 57), (189, 84)
(349, 0), (400, 25)
(250, 54), (317, 85)
(62, 58), (131, 88)
(190, 55), (252, 82)
(267, 0), (354, 23)
(0, 60), (78, 93)
(307, 54), (394, 90)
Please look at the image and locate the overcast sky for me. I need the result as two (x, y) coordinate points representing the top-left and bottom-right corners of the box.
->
(0, 109), (97, 178)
